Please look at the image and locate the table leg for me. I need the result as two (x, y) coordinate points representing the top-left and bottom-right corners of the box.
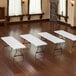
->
(53, 43), (64, 55)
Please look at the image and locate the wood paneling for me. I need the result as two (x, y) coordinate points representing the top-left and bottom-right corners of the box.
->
(0, 7), (5, 19)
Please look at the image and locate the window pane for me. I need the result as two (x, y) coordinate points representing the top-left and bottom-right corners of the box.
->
(58, 0), (66, 16)
(9, 0), (22, 16)
(29, 0), (42, 14)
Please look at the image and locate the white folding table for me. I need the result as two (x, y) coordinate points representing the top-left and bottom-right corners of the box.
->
(20, 34), (47, 58)
(54, 30), (76, 50)
(1, 36), (26, 60)
(38, 32), (65, 54)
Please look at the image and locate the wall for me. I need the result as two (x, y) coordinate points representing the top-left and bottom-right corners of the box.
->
(0, 0), (7, 16)
(59, 0), (75, 27)
(74, 0), (76, 26)
(0, 0), (75, 27)
(68, 0), (75, 27)
(0, 0), (50, 22)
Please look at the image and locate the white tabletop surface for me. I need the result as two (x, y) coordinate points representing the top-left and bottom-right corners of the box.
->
(54, 30), (76, 41)
(38, 32), (65, 44)
(20, 34), (47, 47)
(1, 36), (26, 49)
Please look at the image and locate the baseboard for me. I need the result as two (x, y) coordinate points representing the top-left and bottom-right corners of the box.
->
(57, 21), (70, 26)
(7, 19), (49, 25)
(57, 21), (76, 28)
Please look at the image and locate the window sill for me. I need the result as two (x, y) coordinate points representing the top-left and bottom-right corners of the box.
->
(26, 13), (44, 20)
(26, 12), (44, 16)
(6, 15), (25, 21)
(57, 14), (68, 22)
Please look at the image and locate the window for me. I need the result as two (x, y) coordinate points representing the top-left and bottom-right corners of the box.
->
(29, 0), (42, 14)
(58, 0), (66, 16)
(8, 0), (22, 16)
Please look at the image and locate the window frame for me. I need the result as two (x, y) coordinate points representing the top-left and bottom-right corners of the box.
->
(28, 0), (42, 15)
(7, 0), (23, 17)
(57, 0), (68, 22)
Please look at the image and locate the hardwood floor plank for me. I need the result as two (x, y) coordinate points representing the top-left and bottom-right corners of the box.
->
(0, 21), (76, 76)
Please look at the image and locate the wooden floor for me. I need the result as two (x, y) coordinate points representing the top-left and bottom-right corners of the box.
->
(0, 21), (76, 76)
